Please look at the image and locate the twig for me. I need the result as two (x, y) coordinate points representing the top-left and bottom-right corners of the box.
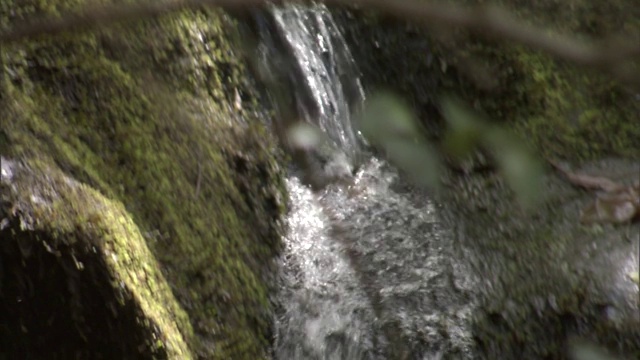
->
(0, 0), (638, 84)
(549, 160), (640, 224)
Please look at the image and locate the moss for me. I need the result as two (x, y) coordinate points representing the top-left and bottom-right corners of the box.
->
(2, 158), (193, 358)
(507, 47), (640, 160)
(2, 1), (285, 359)
(338, 0), (640, 161)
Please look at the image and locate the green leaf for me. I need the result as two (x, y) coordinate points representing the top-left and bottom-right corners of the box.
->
(485, 127), (544, 209)
(568, 339), (621, 360)
(440, 95), (544, 209)
(384, 139), (442, 191)
(441, 96), (486, 159)
(357, 91), (421, 143)
(357, 90), (442, 191)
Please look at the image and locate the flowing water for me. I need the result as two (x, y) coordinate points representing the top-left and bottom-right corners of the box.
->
(263, 4), (477, 359)
(270, 4), (366, 162)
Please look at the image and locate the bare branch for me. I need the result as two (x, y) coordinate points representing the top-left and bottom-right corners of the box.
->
(0, 0), (638, 84)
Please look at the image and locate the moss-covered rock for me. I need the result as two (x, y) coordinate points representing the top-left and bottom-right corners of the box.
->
(1, 1), (286, 358)
(336, 0), (640, 161)
(1, 157), (192, 359)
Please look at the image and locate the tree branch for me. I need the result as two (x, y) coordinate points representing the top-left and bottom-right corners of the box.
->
(0, 0), (638, 84)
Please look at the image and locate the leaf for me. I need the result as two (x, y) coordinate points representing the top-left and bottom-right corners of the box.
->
(287, 122), (324, 151)
(384, 139), (442, 190)
(441, 96), (487, 159)
(484, 127), (545, 209)
(357, 91), (422, 143)
(580, 183), (640, 224)
(550, 161), (623, 192)
(357, 90), (443, 191)
(568, 339), (622, 360)
(441, 96), (544, 209)
(551, 162), (639, 224)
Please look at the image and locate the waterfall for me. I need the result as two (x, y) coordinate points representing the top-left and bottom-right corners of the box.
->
(268, 6), (382, 358)
(259, 3), (478, 359)
(270, 4), (366, 161)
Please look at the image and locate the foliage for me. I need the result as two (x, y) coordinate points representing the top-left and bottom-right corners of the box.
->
(339, 0), (639, 165)
(357, 91), (442, 191)
(357, 91), (544, 209)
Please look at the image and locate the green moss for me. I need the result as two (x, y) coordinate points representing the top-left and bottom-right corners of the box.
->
(3, 158), (193, 358)
(2, 1), (285, 358)
(509, 48), (640, 160)
(448, 0), (640, 161)
(342, 0), (640, 161)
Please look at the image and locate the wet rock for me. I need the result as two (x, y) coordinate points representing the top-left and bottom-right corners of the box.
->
(446, 158), (640, 359)
(298, 139), (355, 191)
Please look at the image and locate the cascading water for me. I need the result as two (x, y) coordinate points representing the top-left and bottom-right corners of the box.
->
(261, 3), (478, 359)
(270, 4), (366, 162)
(274, 176), (383, 359)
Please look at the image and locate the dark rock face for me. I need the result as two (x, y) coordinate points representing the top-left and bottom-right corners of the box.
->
(0, 220), (159, 359)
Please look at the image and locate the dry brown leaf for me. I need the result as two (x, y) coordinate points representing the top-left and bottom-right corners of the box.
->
(551, 161), (639, 224)
(580, 191), (637, 224)
(550, 160), (625, 192)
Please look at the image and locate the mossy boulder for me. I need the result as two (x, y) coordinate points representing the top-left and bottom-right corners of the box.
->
(1, 157), (192, 358)
(1, 1), (286, 359)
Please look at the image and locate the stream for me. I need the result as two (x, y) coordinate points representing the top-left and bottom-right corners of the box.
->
(261, 4), (477, 359)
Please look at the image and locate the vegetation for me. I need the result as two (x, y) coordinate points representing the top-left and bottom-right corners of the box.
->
(347, 0), (639, 162)
(1, 1), (286, 358)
